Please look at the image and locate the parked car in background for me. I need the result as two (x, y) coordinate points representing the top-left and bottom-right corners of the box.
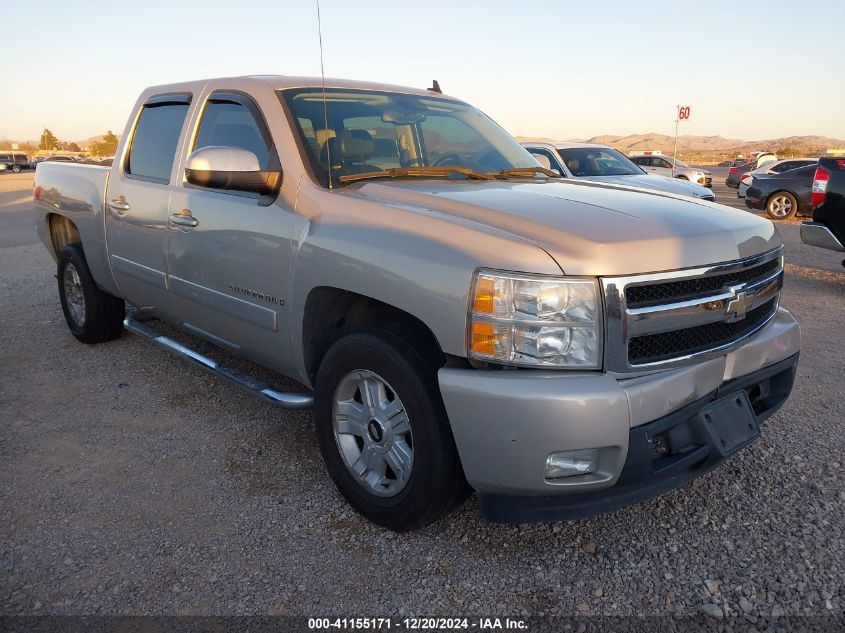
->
(800, 158), (845, 262)
(727, 153), (779, 188)
(0, 152), (33, 173)
(727, 161), (758, 188)
(44, 156), (77, 163)
(522, 142), (715, 201)
(738, 158), (818, 198)
(744, 164), (817, 219)
(628, 154), (712, 187)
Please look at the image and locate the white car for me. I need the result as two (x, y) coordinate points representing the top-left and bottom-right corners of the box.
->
(737, 158), (818, 199)
(628, 154), (712, 187)
(522, 142), (715, 201)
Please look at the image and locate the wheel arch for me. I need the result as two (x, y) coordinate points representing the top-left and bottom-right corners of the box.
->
(302, 286), (446, 385)
(47, 213), (82, 258)
(765, 189), (798, 207)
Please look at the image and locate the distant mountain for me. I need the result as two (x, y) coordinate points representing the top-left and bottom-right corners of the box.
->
(516, 133), (845, 156)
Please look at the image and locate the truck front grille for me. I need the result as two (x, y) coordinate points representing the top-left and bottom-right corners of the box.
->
(602, 247), (783, 372)
(625, 257), (780, 308)
(628, 297), (778, 364)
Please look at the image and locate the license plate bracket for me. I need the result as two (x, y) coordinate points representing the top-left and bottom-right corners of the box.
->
(699, 391), (760, 457)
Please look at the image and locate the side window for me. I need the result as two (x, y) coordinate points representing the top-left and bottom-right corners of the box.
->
(193, 99), (271, 170)
(126, 97), (190, 183)
(527, 148), (562, 174)
(631, 156), (648, 166)
(0, 154), (10, 162)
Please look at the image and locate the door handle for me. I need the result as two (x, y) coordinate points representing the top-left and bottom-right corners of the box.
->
(108, 197), (130, 214)
(170, 209), (199, 228)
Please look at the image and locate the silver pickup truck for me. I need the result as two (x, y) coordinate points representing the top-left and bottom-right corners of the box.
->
(33, 75), (800, 530)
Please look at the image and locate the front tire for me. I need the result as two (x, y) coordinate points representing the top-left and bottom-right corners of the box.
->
(57, 243), (125, 343)
(766, 191), (798, 219)
(314, 329), (467, 531)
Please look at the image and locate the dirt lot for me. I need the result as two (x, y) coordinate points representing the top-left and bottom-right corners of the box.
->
(1, 171), (843, 623)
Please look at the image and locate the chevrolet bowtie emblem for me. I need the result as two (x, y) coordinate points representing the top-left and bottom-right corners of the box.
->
(724, 283), (751, 322)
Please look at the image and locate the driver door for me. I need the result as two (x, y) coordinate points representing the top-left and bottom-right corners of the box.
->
(166, 91), (294, 371)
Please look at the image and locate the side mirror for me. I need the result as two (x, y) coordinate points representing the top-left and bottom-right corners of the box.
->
(531, 153), (553, 171)
(185, 146), (280, 195)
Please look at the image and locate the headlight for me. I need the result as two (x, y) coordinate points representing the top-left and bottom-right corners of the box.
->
(468, 270), (602, 368)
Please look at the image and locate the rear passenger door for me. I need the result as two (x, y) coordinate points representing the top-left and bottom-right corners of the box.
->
(166, 91), (293, 369)
(106, 93), (192, 313)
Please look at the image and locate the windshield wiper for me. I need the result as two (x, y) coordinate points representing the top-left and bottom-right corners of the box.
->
(338, 166), (494, 184)
(491, 167), (563, 179)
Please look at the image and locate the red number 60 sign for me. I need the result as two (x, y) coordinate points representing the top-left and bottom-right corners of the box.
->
(678, 105), (691, 120)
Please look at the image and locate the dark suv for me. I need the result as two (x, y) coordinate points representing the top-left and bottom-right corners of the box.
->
(0, 153), (33, 173)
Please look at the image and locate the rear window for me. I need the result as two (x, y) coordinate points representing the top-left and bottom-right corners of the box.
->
(126, 98), (190, 183)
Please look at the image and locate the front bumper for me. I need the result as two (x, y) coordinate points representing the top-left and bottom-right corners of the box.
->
(439, 308), (799, 521)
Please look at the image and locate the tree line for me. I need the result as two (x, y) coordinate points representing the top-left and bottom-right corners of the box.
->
(0, 129), (120, 156)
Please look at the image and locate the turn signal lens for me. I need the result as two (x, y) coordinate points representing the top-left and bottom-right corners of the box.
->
(471, 322), (495, 355)
(473, 276), (495, 314)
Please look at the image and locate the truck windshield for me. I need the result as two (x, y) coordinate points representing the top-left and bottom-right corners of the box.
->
(280, 88), (540, 187)
(558, 147), (645, 177)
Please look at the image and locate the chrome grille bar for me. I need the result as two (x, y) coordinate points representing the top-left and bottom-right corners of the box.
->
(601, 247), (783, 373)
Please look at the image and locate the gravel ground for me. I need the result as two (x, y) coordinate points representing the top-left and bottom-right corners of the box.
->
(1, 173), (843, 624)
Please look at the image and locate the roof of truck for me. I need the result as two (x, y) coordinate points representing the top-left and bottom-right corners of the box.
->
(143, 75), (455, 100)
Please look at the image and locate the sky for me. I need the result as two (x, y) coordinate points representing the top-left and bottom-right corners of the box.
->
(2, 0), (844, 144)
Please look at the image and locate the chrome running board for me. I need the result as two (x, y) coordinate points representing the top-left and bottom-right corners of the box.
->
(123, 315), (314, 409)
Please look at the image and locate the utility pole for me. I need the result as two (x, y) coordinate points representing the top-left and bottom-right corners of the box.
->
(673, 105), (691, 176)
(672, 107), (679, 178)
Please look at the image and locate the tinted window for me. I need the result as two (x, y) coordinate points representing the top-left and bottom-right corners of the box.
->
(193, 100), (271, 170)
(127, 102), (190, 182)
(630, 156), (648, 166)
(0, 154), (10, 161)
(15, 155), (28, 164)
(558, 148), (643, 177)
(791, 165), (817, 178)
(774, 160), (813, 173)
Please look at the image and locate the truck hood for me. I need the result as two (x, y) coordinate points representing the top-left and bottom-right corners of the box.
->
(342, 179), (780, 276)
(577, 173), (712, 198)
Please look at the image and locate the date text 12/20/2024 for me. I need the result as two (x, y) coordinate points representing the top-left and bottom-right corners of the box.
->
(308, 618), (528, 630)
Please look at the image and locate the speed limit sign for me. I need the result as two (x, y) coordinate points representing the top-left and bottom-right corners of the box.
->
(678, 105), (691, 120)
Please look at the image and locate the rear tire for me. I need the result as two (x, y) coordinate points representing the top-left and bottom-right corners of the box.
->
(766, 191), (798, 220)
(12, 165), (21, 173)
(314, 328), (468, 531)
(57, 243), (125, 343)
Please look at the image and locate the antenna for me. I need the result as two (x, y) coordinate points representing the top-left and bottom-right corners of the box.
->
(316, 0), (332, 189)
(428, 79), (442, 94)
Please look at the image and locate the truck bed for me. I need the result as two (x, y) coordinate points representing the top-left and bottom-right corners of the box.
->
(33, 162), (116, 294)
